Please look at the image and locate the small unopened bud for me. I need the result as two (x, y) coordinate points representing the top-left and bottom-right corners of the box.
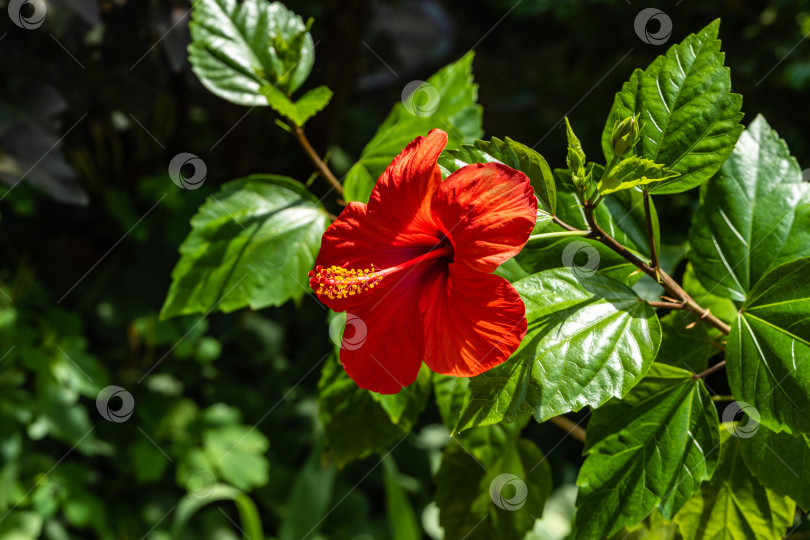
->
(572, 169), (591, 190)
(567, 147), (584, 174)
(565, 118), (587, 188)
(611, 114), (641, 156)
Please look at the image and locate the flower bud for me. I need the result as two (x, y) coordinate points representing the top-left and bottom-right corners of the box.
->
(567, 146), (585, 174)
(611, 114), (641, 156)
(565, 118), (587, 188)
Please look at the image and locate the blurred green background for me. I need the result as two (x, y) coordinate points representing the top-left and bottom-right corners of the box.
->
(1, 0), (809, 538)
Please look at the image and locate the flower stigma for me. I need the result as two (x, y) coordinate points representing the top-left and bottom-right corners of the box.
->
(309, 265), (382, 299)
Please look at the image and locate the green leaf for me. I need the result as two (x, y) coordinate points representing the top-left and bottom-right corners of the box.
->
(433, 374), (469, 430)
(344, 52), (483, 203)
(278, 439), (336, 540)
(435, 425), (552, 540)
(292, 86), (333, 125)
(317, 355), (429, 466)
(130, 437), (169, 484)
(727, 257), (810, 435)
(516, 181), (659, 285)
(740, 425), (810, 511)
(203, 424), (270, 491)
(37, 383), (100, 455)
(260, 84), (299, 122)
(439, 136), (556, 214)
(63, 491), (105, 530)
(602, 20), (744, 194)
(370, 366), (432, 425)
(494, 257), (530, 283)
(575, 364), (720, 539)
(383, 457), (421, 540)
(655, 312), (717, 373)
(0, 511), (43, 539)
(161, 175), (330, 318)
(261, 84), (332, 127)
(457, 268), (661, 430)
(176, 448), (217, 493)
(343, 162), (376, 204)
(688, 115), (810, 301)
(189, 0), (315, 106)
(776, 199), (810, 269)
(674, 428), (795, 540)
(607, 509), (680, 540)
(597, 156), (679, 195)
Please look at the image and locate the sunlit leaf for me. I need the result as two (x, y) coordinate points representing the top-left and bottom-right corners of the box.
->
(727, 257), (810, 434)
(674, 428), (795, 540)
(597, 156), (678, 195)
(458, 268), (661, 430)
(602, 20), (744, 194)
(575, 364), (720, 538)
(189, 0), (315, 105)
(161, 175), (330, 318)
(689, 115), (810, 301)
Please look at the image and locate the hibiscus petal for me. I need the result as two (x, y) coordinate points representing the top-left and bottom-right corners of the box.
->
(313, 202), (431, 312)
(339, 267), (439, 393)
(367, 129), (448, 246)
(430, 162), (537, 273)
(421, 263), (526, 377)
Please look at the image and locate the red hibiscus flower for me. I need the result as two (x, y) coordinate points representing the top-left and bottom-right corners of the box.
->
(309, 129), (537, 394)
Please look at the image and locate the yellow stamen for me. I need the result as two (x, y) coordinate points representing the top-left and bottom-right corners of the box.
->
(308, 264), (382, 299)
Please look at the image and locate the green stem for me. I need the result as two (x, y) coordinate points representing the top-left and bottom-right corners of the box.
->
(233, 494), (264, 540)
(643, 190), (660, 280)
(551, 215), (584, 232)
(693, 360), (726, 380)
(711, 395), (735, 402)
(581, 201), (731, 336)
(647, 301), (685, 310)
(286, 118), (344, 198)
(600, 154), (620, 182)
(171, 486), (265, 540)
(527, 230), (590, 243)
(548, 415), (586, 443)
